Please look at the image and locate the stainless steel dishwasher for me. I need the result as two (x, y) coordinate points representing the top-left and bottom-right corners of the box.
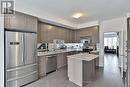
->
(46, 55), (57, 74)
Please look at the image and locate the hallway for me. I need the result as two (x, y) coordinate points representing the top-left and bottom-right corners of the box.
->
(25, 54), (125, 87)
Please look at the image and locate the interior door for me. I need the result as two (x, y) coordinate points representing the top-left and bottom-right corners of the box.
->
(24, 33), (37, 65)
(6, 31), (24, 69)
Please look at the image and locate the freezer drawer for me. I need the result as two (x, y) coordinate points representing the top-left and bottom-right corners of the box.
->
(6, 31), (24, 69)
(6, 64), (37, 79)
(6, 72), (38, 87)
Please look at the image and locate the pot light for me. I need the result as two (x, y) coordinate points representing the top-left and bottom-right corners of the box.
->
(72, 13), (83, 19)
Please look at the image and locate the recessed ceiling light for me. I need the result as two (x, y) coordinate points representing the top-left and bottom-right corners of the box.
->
(72, 13), (83, 19)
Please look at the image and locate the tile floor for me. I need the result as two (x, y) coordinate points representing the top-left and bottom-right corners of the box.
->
(24, 54), (125, 87)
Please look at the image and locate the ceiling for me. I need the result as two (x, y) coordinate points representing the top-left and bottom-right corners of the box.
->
(15, 0), (130, 28)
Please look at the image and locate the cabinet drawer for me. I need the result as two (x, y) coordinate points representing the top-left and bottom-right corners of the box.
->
(38, 57), (46, 77)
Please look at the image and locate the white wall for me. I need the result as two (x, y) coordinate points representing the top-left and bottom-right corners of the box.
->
(0, 15), (4, 87)
(99, 17), (127, 67)
(127, 13), (130, 18)
(77, 21), (99, 29)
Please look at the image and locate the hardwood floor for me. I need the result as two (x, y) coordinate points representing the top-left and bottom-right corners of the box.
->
(24, 54), (125, 87)
(84, 54), (124, 87)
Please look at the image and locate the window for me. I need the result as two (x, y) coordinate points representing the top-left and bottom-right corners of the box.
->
(104, 37), (117, 49)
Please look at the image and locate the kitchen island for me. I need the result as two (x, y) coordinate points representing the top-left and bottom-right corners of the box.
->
(67, 53), (99, 87)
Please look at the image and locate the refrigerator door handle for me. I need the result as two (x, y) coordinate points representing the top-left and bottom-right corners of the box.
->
(34, 36), (37, 63)
(10, 42), (20, 45)
(7, 63), (37, 72)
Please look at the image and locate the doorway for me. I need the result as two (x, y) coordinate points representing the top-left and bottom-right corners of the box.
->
(104, 32), (119, 55)
(103, 32), (123, 77)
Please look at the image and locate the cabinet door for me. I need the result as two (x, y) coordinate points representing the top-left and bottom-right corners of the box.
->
(63, 53), (67, 66)
(57, 53), (67, 68)
(47, 27), (57, 43)
(40, 24), (48, 43)
(58, 28), (66, 40)
(37, 23), (41, 42)
(63, 29), (66, 42)
(5, 12), (26, 30)
(69, 30), (73, 43)
(4, 14), (10, 28)
(72, 30), (77, 43)
(66, 29), (70, 43)
(4, 11), (38, 32)
(57, 54), (63, 69)
(38, 56), (46, 78)
(26, 15), (37, 32)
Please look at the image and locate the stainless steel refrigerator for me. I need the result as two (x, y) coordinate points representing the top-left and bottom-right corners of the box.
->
(5, 31), (38, 87)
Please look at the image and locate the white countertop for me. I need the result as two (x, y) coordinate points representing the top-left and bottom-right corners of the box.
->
(37, 48), (83, 56)
(67, 53), (99, 61)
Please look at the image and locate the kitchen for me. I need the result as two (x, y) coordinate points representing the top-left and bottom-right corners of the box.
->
(0, 0), (130, 87)
(4, 11), (99, 87)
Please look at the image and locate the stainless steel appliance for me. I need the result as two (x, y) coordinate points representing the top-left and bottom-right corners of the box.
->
(46, 55), (57, 74)
(5, 31), (38, 87)
(37, 43), (48, 50)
